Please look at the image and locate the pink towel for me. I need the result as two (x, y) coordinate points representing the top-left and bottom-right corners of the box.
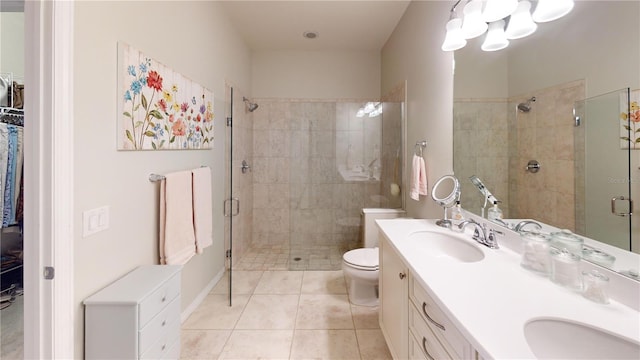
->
(192, 167), (213, 254)
(410, 154), (428, 201)
(159, 171), (196, 265)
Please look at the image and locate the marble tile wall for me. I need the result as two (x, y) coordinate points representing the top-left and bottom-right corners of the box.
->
(454, 99), (510, 217)
(454, 80), (584, 231)
(509, 80), (584, 231)
(251, 100), (398, 268)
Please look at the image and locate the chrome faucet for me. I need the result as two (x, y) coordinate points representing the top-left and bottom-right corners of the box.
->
(457, 219), (500, 249)
(513, 220), (542, 232)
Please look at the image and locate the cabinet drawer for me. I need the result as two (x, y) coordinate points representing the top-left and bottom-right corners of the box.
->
(410, 275), (471, 359)
(409, 329), (451, 360)
(139, 296), (180, 355)
(410, 303), (452, 359)
(140, 315), (181, 360)
(139, 272), (180, 327)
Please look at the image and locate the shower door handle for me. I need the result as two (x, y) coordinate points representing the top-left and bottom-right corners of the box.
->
(224, 197), (240, 217)
(611, 196), (633, 217)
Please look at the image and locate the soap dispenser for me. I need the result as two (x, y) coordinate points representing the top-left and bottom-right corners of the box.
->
(450, 201), (465, 221)
(487, 201), (503, 221)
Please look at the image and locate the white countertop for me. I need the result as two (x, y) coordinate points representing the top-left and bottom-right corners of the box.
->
(377, 218), (640, 359)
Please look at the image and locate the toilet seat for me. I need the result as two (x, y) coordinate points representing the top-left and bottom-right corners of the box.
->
(343, 248), (379, 271)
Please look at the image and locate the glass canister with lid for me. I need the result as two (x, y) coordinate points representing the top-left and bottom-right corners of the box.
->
(549, 248), (583, 291)
(550, 229), (584, 257)
(520, 230), (551, 275)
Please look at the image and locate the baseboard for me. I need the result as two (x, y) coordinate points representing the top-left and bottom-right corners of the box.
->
(181, 267), (225, 323)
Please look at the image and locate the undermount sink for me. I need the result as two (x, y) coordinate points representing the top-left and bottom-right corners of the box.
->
(524, 318), (640, 359)
(406, 231), (485, 263)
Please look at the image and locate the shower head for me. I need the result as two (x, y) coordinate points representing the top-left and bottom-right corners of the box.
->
(243, 97), (259, 112)
(517, 97), (536, 112)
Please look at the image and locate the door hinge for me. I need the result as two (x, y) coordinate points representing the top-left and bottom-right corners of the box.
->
(43, 266), (55, 280)
(226, 250), (232, 259)
(226, 117), (232, 127)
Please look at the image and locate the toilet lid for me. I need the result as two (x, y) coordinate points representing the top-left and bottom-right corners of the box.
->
(343, 248), (379, 270)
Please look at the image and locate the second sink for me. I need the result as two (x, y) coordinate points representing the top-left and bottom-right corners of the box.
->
(406, 231), (485, 263)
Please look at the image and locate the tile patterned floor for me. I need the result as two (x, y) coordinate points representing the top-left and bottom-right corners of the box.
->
(234, 245), (347, 271)
(181, 270), (391, 360)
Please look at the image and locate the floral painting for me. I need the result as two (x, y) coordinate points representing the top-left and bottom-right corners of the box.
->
(620, 89), (640, 149)
(118, 43), (214, 150)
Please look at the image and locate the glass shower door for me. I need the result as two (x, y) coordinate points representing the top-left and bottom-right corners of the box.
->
(575, 88), (632, 251)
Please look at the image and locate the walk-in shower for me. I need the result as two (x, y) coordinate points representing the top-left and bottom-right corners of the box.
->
(243, 97), (259, 112)
(517, 96), (536, 112)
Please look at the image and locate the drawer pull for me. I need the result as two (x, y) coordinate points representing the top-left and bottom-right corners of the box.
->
(161, 295), (166, 302)
(422, 337), (435, 360)
(161, 344), (166, 351)
(161, 320), (166, 327)
(422, 302), (446, 331)
(399, 272), (406, 280)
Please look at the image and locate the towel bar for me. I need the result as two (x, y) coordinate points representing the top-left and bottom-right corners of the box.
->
(149, 174), (166, 182)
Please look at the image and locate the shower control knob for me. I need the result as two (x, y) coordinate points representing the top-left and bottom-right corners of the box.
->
(525, 160), (541, 173)
(399, 272), (406, 280)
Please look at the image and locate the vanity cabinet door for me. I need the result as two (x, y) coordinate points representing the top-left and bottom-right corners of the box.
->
(379, 234), (409, 359)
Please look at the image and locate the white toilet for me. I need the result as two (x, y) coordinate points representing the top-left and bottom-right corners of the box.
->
(342, 208), (406, 306)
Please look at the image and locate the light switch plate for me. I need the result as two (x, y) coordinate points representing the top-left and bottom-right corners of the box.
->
(83, 206), (109, 237)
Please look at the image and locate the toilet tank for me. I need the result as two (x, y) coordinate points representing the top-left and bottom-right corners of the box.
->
(362, 208), (407, 248)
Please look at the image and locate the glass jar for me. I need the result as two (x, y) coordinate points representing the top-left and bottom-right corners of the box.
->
(550, 248), (582, 291)
(520, 231), (551, 275)
(582, 247), (616, 268)
(582, 270), (610, 304)
(550, 229), (584, 257)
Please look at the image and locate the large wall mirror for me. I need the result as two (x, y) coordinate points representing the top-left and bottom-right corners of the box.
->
(453, 1), (640, 279)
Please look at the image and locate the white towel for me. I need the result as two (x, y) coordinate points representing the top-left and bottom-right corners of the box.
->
(159, 171), (196, 265)
(192, 167), (213, 254)
(410, 154), (428, 201)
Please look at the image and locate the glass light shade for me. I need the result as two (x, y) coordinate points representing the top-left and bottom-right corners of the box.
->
(482, 0), (518, 23)
(441, 18), (467, 52)
(505, 1), (537, 39)
(532, 0), (574, 23)
(461, 0), (488, 39)
(482, 20), (509, 51)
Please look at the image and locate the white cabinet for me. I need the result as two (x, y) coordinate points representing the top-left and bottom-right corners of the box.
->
(379, 233), (409, 359)
(380, 233), (477, 360)
(408, 273), (473, 359)
(84, 265), (182, 360)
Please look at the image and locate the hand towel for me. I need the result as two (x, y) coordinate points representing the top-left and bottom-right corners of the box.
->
(192, 167), (213, 254)
(419, 155), (428, 196)
(410, 154), (429, 201)
(159, 171), (196, 265)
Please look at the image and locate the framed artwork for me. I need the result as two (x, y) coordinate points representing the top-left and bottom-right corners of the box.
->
(620, 89), (640, 149)
(117, 43), (214, 150)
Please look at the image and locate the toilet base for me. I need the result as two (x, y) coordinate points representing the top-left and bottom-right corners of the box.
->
(343, 264), (379, 307)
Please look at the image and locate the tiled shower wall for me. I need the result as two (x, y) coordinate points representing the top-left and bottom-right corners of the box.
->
(509, 80), (585, 231)
(453, 100), (510, 217)
(454, 80), (585, 231)
(251, 100), (399, 269)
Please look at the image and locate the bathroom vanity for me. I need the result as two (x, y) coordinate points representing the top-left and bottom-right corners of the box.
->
(377, 218), (640, 359)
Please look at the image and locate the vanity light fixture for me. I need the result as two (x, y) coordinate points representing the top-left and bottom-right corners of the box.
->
(442, 0), (574, 52)
(356, 102), (382, 118)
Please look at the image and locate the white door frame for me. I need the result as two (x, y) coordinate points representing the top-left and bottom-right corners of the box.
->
(23, 0), (74, 358)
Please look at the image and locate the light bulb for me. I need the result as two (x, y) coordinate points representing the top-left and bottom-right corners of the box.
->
(461, 0), (488, 39)
(532, 0), (574, 23)
(505, 1), (537, 39)
(482, 0), (518, 23)
(482, 20), (509, 52)
(442, 17), (467, 52)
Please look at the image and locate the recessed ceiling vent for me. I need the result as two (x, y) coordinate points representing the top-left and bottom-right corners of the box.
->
(303, 31), (319, 39)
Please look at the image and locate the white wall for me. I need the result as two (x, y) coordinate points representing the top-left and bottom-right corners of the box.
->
(381, 0), (454, 219)
(0, 12), (24, 79)
(252, 50), (380, 99)
(73, 1), (251, 357)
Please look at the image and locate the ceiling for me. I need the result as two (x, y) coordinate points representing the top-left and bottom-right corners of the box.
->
(218, 0), (412, 51)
